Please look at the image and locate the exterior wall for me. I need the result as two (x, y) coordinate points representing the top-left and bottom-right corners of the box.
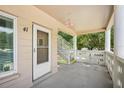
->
(0, 5), (76, 87)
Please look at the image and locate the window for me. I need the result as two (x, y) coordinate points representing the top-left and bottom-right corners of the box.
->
(37, 30), (49, 64)
(0, 11), (17, 77)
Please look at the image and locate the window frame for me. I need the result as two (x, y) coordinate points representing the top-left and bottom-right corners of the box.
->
(0, 11), (17, 78)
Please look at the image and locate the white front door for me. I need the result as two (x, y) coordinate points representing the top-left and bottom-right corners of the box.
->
(33, 24), (51, 80)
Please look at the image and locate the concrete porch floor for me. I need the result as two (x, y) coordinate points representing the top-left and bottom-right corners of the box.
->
(33, 62), (113, 88)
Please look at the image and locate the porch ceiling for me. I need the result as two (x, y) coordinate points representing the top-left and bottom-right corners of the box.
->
(35, 5), (114, 35)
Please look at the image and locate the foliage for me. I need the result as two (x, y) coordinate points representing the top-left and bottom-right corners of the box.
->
(77, 32), (105, 50)
(77, 28), (114, 50)
(0, 32), (13, 49)
(58, 59), (67, 64)
(58, 28), (114, 50)
(58, 31), (73, 42)
(0, 32), (7, 49)
(71, 59), (77, 64)
(4, 66), (10, 71)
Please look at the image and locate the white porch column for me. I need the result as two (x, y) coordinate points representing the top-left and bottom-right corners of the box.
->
(115, 6), (124, 58)
(73, 35), (77, 50)
(73, 35), (77, 59)
(105, 29), (111, 51)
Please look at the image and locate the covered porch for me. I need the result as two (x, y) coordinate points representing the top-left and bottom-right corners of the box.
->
(33, 5), (124, 88)
(0, 5), (124, 88)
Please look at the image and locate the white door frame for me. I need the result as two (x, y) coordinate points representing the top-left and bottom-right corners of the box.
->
(33, 24), (51, 80)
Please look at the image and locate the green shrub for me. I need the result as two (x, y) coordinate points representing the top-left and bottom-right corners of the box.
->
(71, 59), (77, 64)
(4, 66), (10, 71)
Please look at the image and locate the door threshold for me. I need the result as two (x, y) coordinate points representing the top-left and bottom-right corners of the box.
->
(32, 72), (53, 87)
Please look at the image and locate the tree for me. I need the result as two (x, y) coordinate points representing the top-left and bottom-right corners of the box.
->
(77, 32), (105, 50)
(58, 31), (73, 45)
(0, 32), (13, 49)
(77, 28), (114, 50)
(7, 33), (13, 49)
(0, 32), (7, 49)
(58, 28), (114, 51)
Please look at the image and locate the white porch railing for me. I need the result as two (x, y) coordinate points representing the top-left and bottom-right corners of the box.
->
(58, 49), (105, 65)
(105, 51), (124, 88)
(76, 50), (105, 65)
(58, 49), (75, 64)
(105, 51), (114, 79)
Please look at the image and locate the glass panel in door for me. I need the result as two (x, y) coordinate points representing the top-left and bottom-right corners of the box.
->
(37, 30), (49, 64)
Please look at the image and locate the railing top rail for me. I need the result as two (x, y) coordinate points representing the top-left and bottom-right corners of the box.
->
(105, 51), (124, 64)
(106, 51), (113, 53)
(116, 56), (124, 64)
(105, 51), (114, 58)
(76, 50), (104, 52)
